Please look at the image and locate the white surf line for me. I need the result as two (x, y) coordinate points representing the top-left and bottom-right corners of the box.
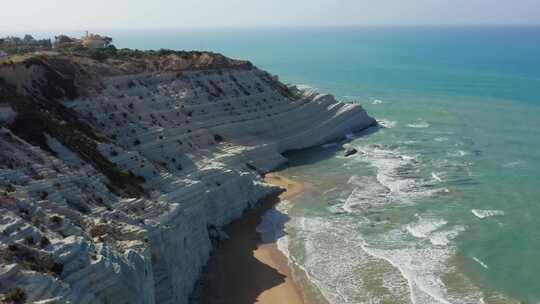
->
(342, 187), (361, 213)
(270, 211), (343, 304)
(277, 238), (348, 304)
(378, 119), (396, 128)
(471, 209), (505, 219)
(472, 257), (489, 269)
(359, 240), (453, 304)
(432, 172), (443, 182)
(323, 187), (338, 195)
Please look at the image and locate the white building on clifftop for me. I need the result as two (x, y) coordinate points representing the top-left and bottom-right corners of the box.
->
(81, 31), (112, 49)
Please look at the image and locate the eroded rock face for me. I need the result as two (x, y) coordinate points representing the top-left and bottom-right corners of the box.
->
(0, 52), (375, 303)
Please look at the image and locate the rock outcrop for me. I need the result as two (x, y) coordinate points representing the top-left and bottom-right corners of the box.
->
(0, 51), (375, 303)
(343, 144), (359, 157)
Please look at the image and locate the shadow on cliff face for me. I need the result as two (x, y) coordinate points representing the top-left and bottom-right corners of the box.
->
(283, 124), (381, 167)
(197, 193), (288, 304)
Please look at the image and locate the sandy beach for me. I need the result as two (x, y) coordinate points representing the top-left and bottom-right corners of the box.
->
(200, 173), (305, 304)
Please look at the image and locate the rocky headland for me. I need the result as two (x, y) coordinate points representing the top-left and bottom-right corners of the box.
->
(0, 49), (375, 303)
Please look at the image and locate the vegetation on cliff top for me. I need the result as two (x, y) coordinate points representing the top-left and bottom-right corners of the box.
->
(0, 57), (145, 197)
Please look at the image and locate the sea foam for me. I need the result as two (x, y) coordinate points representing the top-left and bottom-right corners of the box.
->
(342, 145), (442, 213)
(407, 121), (430, 128)
(471, 209), (505, 219)
(473, 257), (489, 269)
(406, 217), (447, 239)
(378, 119), (397, 128)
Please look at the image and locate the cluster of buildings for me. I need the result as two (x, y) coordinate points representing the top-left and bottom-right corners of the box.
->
(0, 35), (52, 55)
(0, 32), (113, 57)
(54, 31), (113, 49)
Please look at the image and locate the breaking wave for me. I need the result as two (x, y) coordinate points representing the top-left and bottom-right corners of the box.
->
(473, 257), (489, 269)
(447, 150), (467, 157)
(340, 144), (443, 213)
(406, 216), (447, 239)
(275, 138), (519, 304)
(408, 120), (430, 128)
(378, 119), (397, 128)
(471, 209), (505, 219)
(283, 143), (496, 304)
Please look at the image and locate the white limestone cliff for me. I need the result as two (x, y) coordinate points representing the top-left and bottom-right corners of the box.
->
(0, 52), (375, 303)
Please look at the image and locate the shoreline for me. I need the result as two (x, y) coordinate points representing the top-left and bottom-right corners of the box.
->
(199, 173), (306, 304)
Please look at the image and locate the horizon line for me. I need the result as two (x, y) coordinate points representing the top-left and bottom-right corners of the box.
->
(2, 23), (540, 35)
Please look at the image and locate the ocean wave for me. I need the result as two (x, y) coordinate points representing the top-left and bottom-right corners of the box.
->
(342, 145), (443, 213)
(359, 219), (486, 304)
(408, 121), (430, 128)
(283, 211), (485, 304)
(378, 119), (397, 128)
(471, 209), (505, 219)
(342, 175), (391, 213)
(295, 84), (316, 91)
(290, 217), (411, 304)
(406, 217), (448, 239)
(431, 172), (444, 182)
(429, 225), (465, 246)
(361, 242), (454, 304)
(405, 216), (465, 246)
(473, 257), (489, 269)
(447, 150), (467, 157)
(502, 160), (524, 168)
(332, 145), (484, 303)
(432, 159), (474, 182)
(372, 99), (384, 105)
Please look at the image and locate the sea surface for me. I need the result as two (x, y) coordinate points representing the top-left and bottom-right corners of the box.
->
(35, 26), (540, 303)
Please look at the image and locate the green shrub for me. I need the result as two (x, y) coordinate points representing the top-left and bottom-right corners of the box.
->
(156, 49), (176, 56)
(3, 287), (26, 304)
(39, 236), (51, 248)
(50, 215), (63, 226)
(87, 45), (117, 61)
(24, 236), (34, 245)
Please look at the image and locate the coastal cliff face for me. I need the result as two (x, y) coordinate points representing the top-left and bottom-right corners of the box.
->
(0, 51), (375, 303)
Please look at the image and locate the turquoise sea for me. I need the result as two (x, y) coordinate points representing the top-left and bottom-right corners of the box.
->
(35, 26), (540, 303)
(115, 26), (540, 304)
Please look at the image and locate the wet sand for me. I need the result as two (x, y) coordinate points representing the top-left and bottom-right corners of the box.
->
(200, 173), (305, 304)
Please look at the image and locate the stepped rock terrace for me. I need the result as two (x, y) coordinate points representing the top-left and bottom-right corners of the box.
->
(0, 50), (375, 303)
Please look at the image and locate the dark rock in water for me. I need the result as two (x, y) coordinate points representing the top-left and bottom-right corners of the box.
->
(344, 145), (358, 157)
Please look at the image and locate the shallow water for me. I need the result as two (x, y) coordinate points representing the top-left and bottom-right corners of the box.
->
(65, 26), (540, 303)
(278, 92), (540, 303)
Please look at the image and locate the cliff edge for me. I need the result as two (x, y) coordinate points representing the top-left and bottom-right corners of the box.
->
(0, 50), (375, 304)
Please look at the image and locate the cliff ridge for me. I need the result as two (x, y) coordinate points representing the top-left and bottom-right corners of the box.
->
(0, 50), (375, 303)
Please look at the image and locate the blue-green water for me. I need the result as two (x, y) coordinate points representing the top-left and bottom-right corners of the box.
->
(117, 27), (540, 303)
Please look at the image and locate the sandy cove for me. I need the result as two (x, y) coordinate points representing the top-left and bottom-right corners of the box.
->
(200, 173), (305, 304)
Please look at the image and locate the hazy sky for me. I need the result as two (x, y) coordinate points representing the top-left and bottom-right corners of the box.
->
(1, 0), (540, 31)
